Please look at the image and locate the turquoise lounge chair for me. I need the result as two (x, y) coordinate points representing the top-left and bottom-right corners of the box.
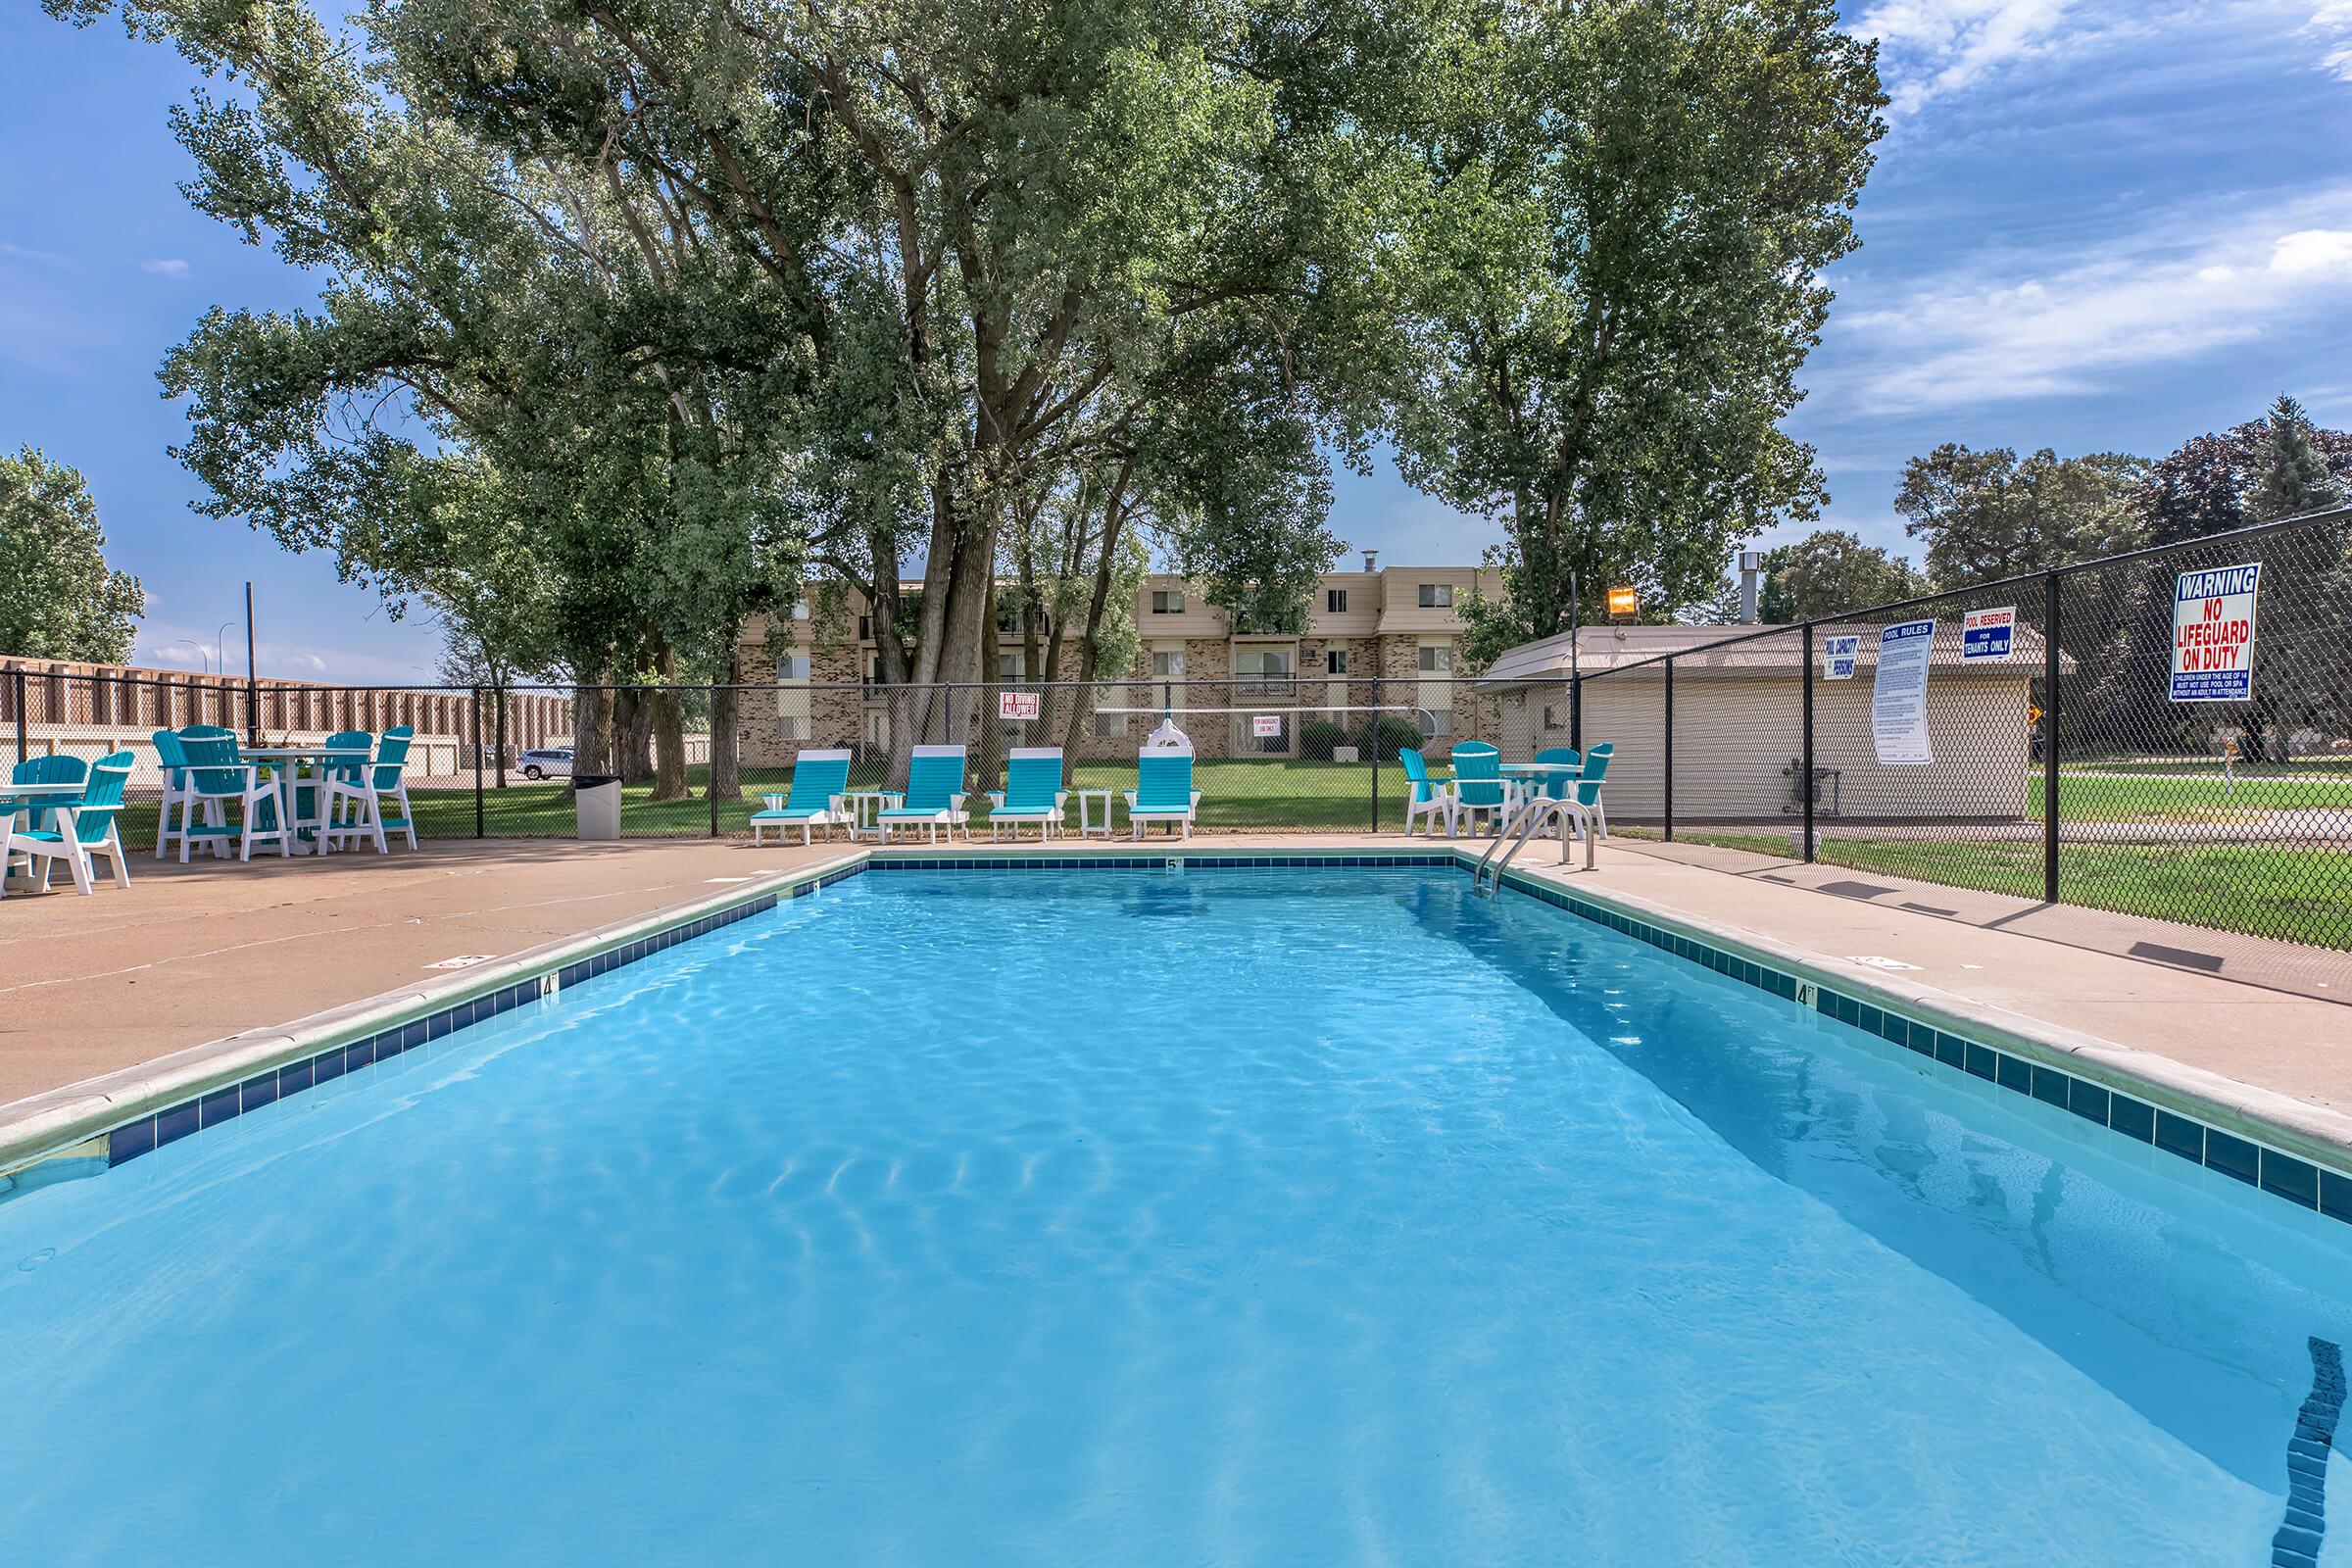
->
(876, 745), (968, 843)
(986, 748), (1068, 841)
(1396, 748), (1454, 837)
(752, 749), (852, 845)
(0, 752), (133, 896)
(1125, 752), (1200, 839)
(1449, 741), (1509, 836)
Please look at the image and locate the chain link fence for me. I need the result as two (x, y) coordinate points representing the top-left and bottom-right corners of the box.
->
(9, 507), (2345, 974)
(1576, 507), (2352, 971)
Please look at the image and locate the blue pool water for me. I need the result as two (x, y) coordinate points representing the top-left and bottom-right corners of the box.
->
(1, 867), (2347, 1564)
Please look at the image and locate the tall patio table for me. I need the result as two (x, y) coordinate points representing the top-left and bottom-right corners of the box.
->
(240, 746), (373, 856)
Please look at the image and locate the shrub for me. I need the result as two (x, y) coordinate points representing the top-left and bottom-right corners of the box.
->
(1299, 718), (1348, 760)
(1371, 715), (1425, 761)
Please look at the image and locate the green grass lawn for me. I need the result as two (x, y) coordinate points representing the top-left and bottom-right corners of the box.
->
(2035, 769), (2352, 821)
(1624, 825), (2351, 952)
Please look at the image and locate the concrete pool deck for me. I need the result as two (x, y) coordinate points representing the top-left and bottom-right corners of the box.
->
(3, 831), (2347, 1163)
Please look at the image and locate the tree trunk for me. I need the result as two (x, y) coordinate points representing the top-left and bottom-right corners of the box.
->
(617, 688), (656, 784)
(574, 684), (610, 775)
(710, 653), (741, 805)
(649, 645), (689, 801)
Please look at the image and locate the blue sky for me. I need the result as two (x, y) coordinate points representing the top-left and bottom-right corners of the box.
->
(5, 1), (2351, 680)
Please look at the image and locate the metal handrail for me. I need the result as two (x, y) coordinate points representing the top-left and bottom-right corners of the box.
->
(1471, 794), (1594, 894)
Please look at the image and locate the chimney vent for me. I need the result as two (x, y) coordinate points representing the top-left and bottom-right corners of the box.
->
(1738, 550), (1765, 624)
(1362, 549), (1380, 573)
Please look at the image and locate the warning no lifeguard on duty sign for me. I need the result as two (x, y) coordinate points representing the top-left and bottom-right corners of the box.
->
(2169, 562), (2261, 703)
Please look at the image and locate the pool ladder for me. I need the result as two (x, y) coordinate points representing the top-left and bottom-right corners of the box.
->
(1470, 798), (1594, 896)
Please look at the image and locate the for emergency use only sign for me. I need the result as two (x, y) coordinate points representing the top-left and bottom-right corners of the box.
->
(2169, 563), (2261, 703)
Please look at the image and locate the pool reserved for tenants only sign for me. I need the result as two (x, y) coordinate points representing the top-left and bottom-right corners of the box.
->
(2169, 563), (2261, 703)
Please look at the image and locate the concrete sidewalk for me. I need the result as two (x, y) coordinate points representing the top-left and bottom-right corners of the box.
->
(4, 831), (2347, 1145)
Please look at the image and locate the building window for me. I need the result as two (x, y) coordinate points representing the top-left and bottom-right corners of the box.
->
(1235, 648), (1292, 678)
(1418, 644), (1454, 672)
(775, 654), (810, 682)
(1326, 649), (1348, 675)
(1152, 590), (1185, 614)
(1152, 649), (1185, 678)
(856, 614), (871, 641)
(997, 653), (1025, 680)
(791, 600), (810, 621)
(1427, 710), (1455, 736)
(1542, 704), (1565, 732)
(1418, 583), (1453, 609)
(777, 715), (807, 741)
(1326, 588), (1348, 613)
(1091, 710), (1125, 738)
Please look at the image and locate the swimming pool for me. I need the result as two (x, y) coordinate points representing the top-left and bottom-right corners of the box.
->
(1, 864), (2345, 1564)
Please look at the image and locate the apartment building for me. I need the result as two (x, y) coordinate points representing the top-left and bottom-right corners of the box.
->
(736, 558), (1502, 764)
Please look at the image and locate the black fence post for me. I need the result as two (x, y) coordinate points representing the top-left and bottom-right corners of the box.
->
(12, 668), (24, 764)
(1369, 674), (1381, 834)
(2043, 568), (2061, 905)
(1800, 624), (1816, 865)
(471, 688), (486, 840)
(1662, 656), (1675, 843)
(709, 682), (721, 839)
(1570, 671), (1583, 754)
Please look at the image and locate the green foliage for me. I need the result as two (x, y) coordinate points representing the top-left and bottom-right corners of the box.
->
(1392, 0), (1886, 657)
(0, 446), (147, 664)
(1298, 717), (1348, 760)
(2247, 395), (2346, 523)
(1756, 530), (1929, 621)
(1369, 714), (1425, 761)
(1896, 444), (2147, 587)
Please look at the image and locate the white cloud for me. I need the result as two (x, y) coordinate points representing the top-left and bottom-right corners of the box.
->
(140, 258), (190, 277)
(1833, 189), (2352, 411)
(0, 240), (75, 269)
(1856, 0), (2108, 113)
(2309, 1), (2352, 80)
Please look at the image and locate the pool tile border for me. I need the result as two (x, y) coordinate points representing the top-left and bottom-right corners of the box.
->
(40, 845), (2352, 1240)
(1489, 863), (2349, 1230)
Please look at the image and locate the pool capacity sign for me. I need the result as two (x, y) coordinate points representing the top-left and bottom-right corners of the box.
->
(1871, 619), (1936, 765)
(2169, 563), (2261, 703)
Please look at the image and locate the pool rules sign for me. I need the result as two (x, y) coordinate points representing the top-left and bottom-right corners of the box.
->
(2169, 563), (2261, 703)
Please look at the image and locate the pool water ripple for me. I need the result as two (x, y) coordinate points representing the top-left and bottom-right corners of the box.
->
(0, 868), (2342, 1565)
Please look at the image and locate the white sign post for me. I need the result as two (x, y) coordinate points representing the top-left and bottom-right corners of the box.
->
(1962, 607), (2015, 662)
(2169, 563), (2261, 703)
(998, 690), (1041, 722)
(1822, 634), (1859, 681)
(1872, 619), (1936, 765)
(1250, 714), (1283, 739)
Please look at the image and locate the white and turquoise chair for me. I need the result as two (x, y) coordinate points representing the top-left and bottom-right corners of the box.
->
(1570, 743), (1612, 841)
(174, 733), (291, 862)
(310, 729), (375, 847)
(1449, 742), (1511, 836)
(4, 756), (87, 889)
(323, 726), (417, 854)
(1125, 752), (1200, 839)
(0, 752), (134, 897)
(153, 724), (235, 859)
(986, 748), (1068, 841)
(875, 745), (969, 843)
(1502, 745), (1581, 833)
(1396, 747), (1454, 837)
(752, 749), (852, 845)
